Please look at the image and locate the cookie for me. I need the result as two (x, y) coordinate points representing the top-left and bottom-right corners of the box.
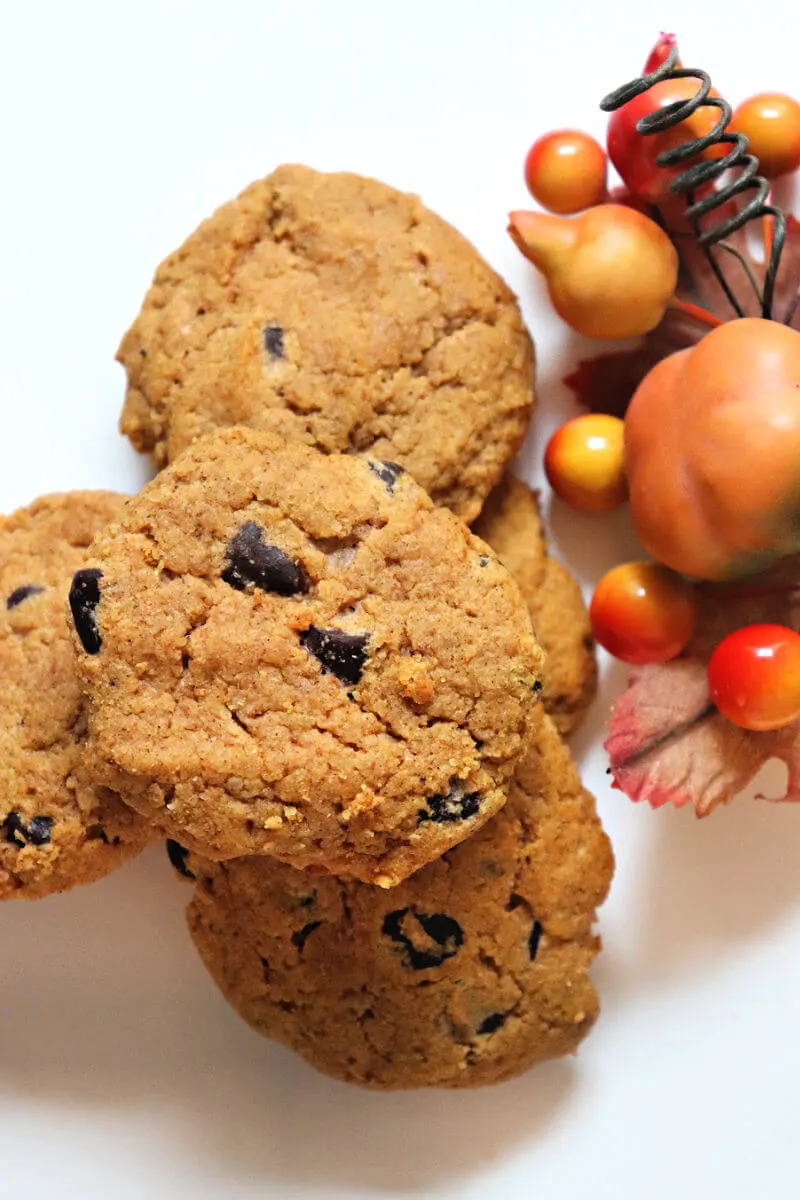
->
(71, 428), (543, 885)
(473, 474), (597, 735)
(179, 707), (613, 1089)
(118, 164), (535, 522)
(0, 493), (154, 900)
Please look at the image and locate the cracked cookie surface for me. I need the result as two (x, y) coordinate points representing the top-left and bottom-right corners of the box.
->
(118, 164), (535, 522)
(0, 493), (154, 900)
(474, 474), (597, 735)
(179, 707), (613, 1089)
(71, 428), (543, 884)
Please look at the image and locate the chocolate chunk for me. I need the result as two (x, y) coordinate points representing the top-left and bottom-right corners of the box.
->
(6, 584), (45, 610)
(477, 1012), (508, 1035)
(478, 554), (491, 568)
(263, 324), (285, 360)
(69, 568), (103, 654)
(529, 920), (543, 960)
(532, 680), (543, 694)
(291, 921), (323, 952)
(368, 460), (405, 493)
(300, 626), (369, 685)
(166, 840), (195, 880)
(418, 780), (480, 824)
(222, 522), (308, 596)
(382, 907), (463, 970)
(3, 812), (53, 847)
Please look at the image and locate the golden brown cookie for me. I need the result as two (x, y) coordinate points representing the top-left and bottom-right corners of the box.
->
(0, 493), (154, 900)
(70, 429), (543, 885)
(118, 164), (535, 522)
(473, 474), (597, 734)
(178, 707), (613, 1090)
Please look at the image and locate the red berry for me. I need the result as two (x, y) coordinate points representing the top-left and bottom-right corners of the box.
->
(708, 624), (800, 731)
(590, 562), (698, 665)
(730, 93), (800, 180)
(524, 130), (606, 215)
(545, 414), (627, 513)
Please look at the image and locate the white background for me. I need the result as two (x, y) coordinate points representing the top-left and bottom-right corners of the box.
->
(2, 2), (800, 1196)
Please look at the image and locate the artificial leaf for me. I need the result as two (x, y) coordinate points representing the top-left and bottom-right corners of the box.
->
(672, 196), (767, 321)
(606, 568), (800, 816)
(770, 212), (800, 327)
(563, 307), (703, 416)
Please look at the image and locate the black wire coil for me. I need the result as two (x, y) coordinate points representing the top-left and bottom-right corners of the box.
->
(600, 45), (786, 320)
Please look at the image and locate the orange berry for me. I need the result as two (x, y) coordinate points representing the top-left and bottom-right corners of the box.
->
(708, 624), (800, 731)
(590, 562), (698, 664)
(731, 93), (800, 179)
(524, 130), (607, 215)
(545, 414), (627, 513)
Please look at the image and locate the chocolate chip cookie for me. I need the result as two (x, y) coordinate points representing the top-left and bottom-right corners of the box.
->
(0, 493), (154, 900)
(118, 164), (535, 521)
(71, 429), (543, 885)
(474, 474), (597, 735)
(178, 707), (613, 1089)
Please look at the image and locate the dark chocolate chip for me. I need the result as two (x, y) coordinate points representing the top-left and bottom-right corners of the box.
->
(529, 920), (543, 961)
(139, 347), (148, 358)
(478, 554), (491, 568)
(69, 568), (103, 654)
(368, 460), (405, 493)
(477, 1012), (508, 1035)
(382, 907), (463, 970)
(3, 812), (53, 847)
(297, 891), (317, 909)
(532, 680), (543, 694)
(6, 584), (45, 610)
(166, 840), (195, 880)
(418, 780), (481, 825)
(278, 1000), (297, 1013)
(291, 921), (323, 953)
(300, 626), (369, 686)
(222, 522), (308, 596)
(263, 324), (285, 360)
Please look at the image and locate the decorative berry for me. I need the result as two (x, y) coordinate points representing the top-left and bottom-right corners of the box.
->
(730, 93), (800, 179)
(545, 414), (626, 513)
(508, 204), (678, 339)
(524, 130), (607, 215)
(590, 562), (698, 665)
(708, 624), (800, 732)
(607, 75), (725, 203)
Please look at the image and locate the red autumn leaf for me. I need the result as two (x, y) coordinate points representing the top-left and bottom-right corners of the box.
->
(563, 306), (703, 416)
(668, 196), (769, 322)
(770, 212), (800, 327)
(606, 568), (800, 816)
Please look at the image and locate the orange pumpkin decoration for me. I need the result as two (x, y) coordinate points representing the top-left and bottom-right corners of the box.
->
(625, 318), (800, 580)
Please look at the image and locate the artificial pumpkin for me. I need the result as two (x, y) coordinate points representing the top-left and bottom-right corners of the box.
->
(624, 317), (800, 580)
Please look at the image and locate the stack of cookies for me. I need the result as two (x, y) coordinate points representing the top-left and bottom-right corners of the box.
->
(1, 166), (613, 1089)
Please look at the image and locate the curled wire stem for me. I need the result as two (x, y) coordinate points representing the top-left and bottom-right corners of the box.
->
(601, 46), (786, 320)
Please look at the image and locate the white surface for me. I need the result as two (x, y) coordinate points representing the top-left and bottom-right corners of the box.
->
(2, 2), (800, 1196)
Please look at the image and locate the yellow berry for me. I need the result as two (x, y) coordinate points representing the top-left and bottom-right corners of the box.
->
(544, 414), (627, 513)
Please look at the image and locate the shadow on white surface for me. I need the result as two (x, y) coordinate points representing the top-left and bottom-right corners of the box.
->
(0, 845), (582, 1193)
(627, 790), (800, 985)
